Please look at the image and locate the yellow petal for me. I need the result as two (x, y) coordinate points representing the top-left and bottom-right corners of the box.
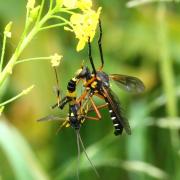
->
(63, 0), (77, 8)
(70, 13), (84, 24)
(77, 0), (92, 10)
(76, 39), (86, 51)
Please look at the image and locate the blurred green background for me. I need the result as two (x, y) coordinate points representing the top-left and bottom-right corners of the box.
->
(0, 0), (180, 180)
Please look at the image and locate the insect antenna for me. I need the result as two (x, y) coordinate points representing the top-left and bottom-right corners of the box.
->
(75, 130), (81, 180)
(76, 130), (100, 178)
(88, 37), (97, 75)
(98, 19), (104, 69)
(53, 67), (61, 106)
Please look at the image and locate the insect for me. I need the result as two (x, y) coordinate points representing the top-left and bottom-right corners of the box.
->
(60, 19), (145, 136)
(38, 67), (100, 179)
(38, 19), (145, 179)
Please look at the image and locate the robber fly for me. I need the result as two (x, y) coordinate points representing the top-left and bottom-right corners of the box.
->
(65, 19), (145, 136)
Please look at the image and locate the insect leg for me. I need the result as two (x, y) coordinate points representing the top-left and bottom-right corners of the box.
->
(98, 19), (104, 69)
(88, 103), (108, 112)
(89, 96), (102, 119)
(88, 37), (97, 75)
(53, 67), (61, 106)
(76, 130), (80, 180)
(77, 130), (100, 178)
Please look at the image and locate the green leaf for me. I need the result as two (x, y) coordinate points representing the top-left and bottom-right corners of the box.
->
(0, 119), (49, 180)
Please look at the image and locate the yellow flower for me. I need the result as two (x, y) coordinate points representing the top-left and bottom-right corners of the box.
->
(51, 53), (63, 67)
(77, 0), (92, 10)
(63, 0), (77, 8)
(26, 0), (36, 9)
(67, 7), (102, 51)
(4, 21), (13, 38)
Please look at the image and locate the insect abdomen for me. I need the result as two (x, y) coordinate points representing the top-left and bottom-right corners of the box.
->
(106, 100), (123, 136)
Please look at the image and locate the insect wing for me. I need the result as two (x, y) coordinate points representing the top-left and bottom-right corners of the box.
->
(103, 87), (131, 135)
(37, 115), (66, 122)
(110, 74), (145, 93)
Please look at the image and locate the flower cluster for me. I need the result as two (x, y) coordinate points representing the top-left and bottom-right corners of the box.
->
(51, 53), (63, 67)
(64, 0), (102, 51)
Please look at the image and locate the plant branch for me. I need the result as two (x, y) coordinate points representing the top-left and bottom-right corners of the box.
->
(0, 85), (34, 107)
(157, 2), (179, 150)
(50, 15), (71, 24)
(0, 33), (7, 72)
(15, 57), (52, 65)
(40, 22), (68, 31)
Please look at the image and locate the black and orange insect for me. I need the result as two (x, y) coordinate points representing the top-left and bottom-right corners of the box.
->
(38, 19), (145, 179)
(37, 65), (100, 179)
(57, 19), (145, 136)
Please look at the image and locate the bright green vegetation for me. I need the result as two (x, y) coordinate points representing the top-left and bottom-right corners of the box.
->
(0, 1), (179, 180)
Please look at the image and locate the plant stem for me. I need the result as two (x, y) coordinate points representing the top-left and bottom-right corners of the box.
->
(36, 0), (45, 24)
(51, 15), (71, 24)
(0, 85), (34, 106)
(49, 0), (54, 11)
(40, 22), (68, 31)
(60, 9), (76, 15)
(15, 57), (51, 65)
(0, 10), (52, 87)
(157, 3), (179, 147)
(0, 33), (7, 72)
(0, 27), (38, 87)
(157, 5), (180, 179)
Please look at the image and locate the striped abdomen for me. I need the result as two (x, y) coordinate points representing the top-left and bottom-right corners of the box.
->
(103, 88), (131, 136)
(105, 99), (124, 135)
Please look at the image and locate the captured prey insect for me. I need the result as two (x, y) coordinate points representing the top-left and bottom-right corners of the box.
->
(37, 67), (100, 179)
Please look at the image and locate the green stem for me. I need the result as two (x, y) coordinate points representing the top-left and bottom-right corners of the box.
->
(15, 57), (51, 65)
(60, 9), (76, 15)
(147, 87), (180, 114)
(49, 0), (54, 12)
(157, 2), (179, 151)
(50, 15), (71, 24)
(40, 22), (68, 31)
(25, 8), (30, 28)
(0, 10), (51, 87)
(36, 0), (45, 24)
(0, 85), (34, 107)
(0, 33), (7, 72)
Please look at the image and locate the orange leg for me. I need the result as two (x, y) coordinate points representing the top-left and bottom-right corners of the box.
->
(85, 116), (101, 121)
(77, 90), (88, 104)
(89, 97), (102, 120)
(94, 93), (104, 99)
(88, 103), (108, 112)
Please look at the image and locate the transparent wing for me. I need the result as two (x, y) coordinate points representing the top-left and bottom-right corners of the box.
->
(110, 74), (145, 93)
(37, 115), (66, 122)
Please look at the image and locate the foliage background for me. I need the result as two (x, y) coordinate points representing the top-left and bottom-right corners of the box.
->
(0, 0), (180, 180)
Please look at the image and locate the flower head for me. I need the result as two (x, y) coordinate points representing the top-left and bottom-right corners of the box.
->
(51, 53), (63, 67)
(66, 7), (102, 51)
(77, 0), (92, 10)
(4, 21), (13, 38)
(63, 0), (77, 8)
